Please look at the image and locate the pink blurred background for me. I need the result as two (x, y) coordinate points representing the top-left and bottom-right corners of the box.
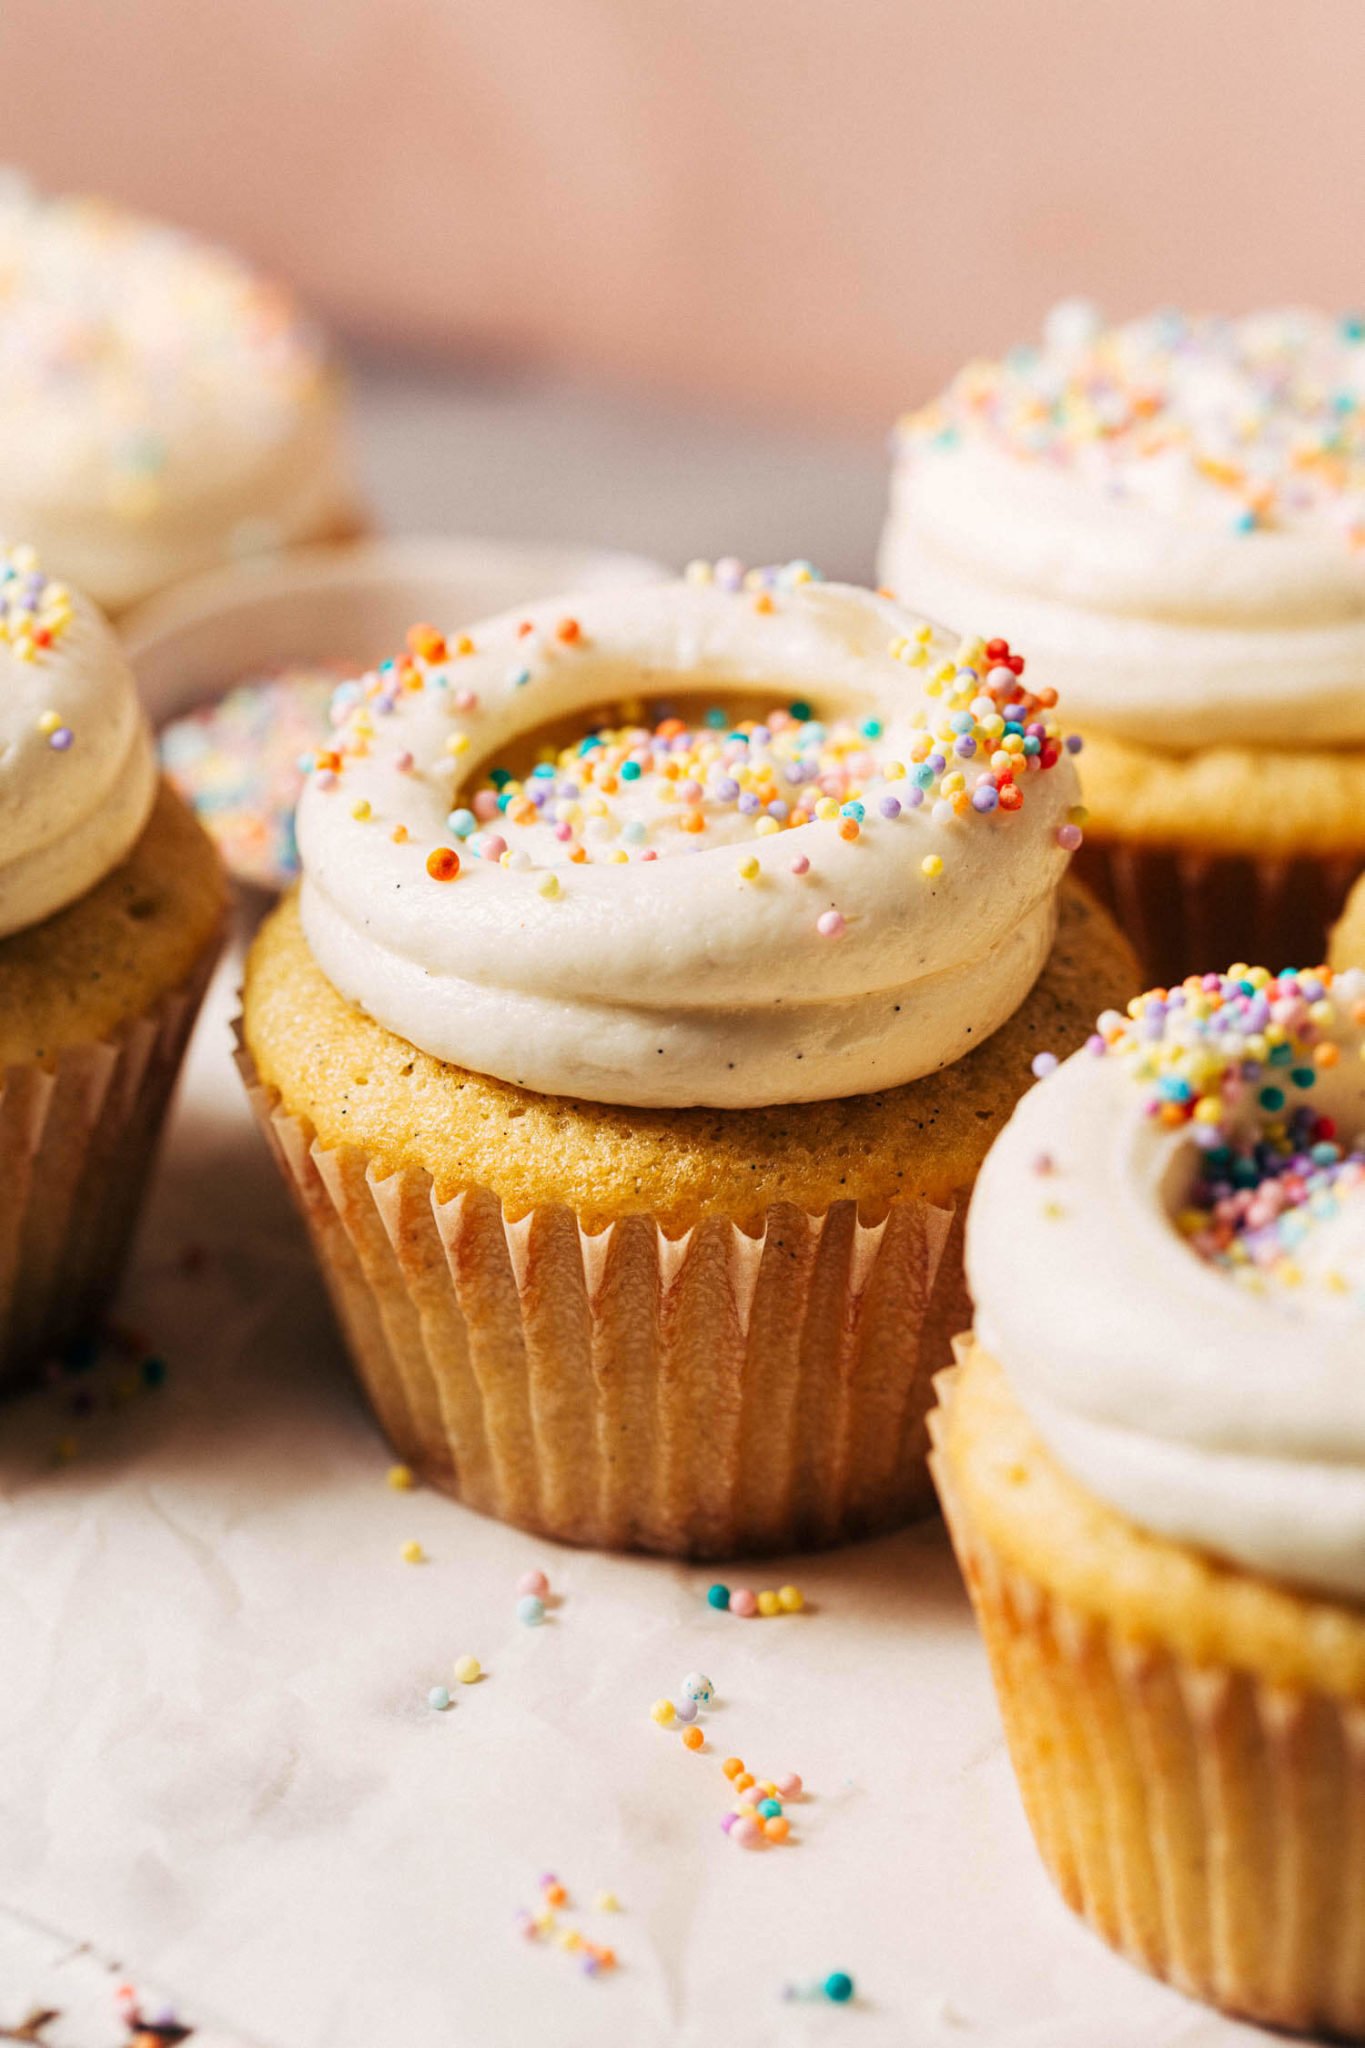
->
(7, 0), (1365, 430)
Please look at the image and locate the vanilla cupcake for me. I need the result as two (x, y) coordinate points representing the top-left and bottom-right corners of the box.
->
(0, 177), (360, 613)
(0, 546), (225, 1387)
(933, 962), (1365, 2035)
(882, 305), (1365, 982)
(238, 564), (1134, 1556)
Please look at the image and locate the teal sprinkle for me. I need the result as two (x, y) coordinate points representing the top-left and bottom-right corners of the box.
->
(1291, 1066), (1316, 1089)
(860, 718), (883, 739)
(788, 699), (813, 721)
(489, 767), (512, 789)
(1341, 315), (1364, 342)
(1259, 1086), (1286, 1113)
(706, 707), (728, 729)
(620, 760), (642, 780)
(1268, 1042), (1294, 1067)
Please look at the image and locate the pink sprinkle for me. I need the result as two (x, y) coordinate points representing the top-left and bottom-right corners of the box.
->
(394, 750), (414, 773)
(474, 790), (501, 822)
(679, 780), (704, 804)
(640, 848), (659, 861)
(789, 853), (810, 876)
(454, 689), (478, 713)
(314, 769), (337, 791)
(730, 1587), (758, 1617)
(720, 1812), (737, 1834)
(777, 1772), (803, 1799)
(733, 1816), (763, 1848)
(481, 834), (508, 861)
(554, 821), (573, 842)
(816, 909), (845, 939)
(518, 1568), (549, 1598)
(1056, 823), (1083, 852)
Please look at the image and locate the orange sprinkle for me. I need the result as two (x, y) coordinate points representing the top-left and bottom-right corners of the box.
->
(455, 634), (475, 656)
(764, 1817), (790, 1842)
(556, 617), (582, 643)
(753, 592), (775, 614)
(426, 847), (461, 882)
(407, 623), (447, 662)
(838, 818), (860, 842)
(722, 1757), (745, 1780)
(543, 1881), (567, 1907)
(681, 1725), (704, 1751)
(391, 824), (409, 843)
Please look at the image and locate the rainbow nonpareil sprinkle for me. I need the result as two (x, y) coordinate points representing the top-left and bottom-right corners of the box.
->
(1083, 964), (1365, 1292)
(309, 565), (1082, 909)
(900, 306), (1365, 545)
(0, 544), (72, 663)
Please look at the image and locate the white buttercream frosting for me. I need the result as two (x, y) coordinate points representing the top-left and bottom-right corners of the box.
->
(0, 174), (354, 612)
(881, 306), (1365, 750)
(968, 961), (1365, 1599)
(0, 545), (157, 938)
(294, 565), (1083, 1108)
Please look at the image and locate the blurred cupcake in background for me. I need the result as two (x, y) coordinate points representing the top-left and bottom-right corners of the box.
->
(882, 304), (1365, 983)
(933, 960), (1365, 2036)
(0, 174), (362, 614)
(0, 544), (226, 1389)
(239, 563), (1134, 1557)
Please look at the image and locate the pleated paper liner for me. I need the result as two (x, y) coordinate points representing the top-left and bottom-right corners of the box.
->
(0, 934), (222, 1393)
(930, 1353), (1365, 2042)
(236, 1029), (974, 1559)
(1075, 837), (1361, 989)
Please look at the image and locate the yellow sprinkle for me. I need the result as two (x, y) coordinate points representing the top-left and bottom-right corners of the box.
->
(922, 855), (944, 878)
(596, 1891), (621, 1913)
(351, 799), (372, 821)
(444, 732), (470, 756)
(651, 1698), (676, 1726)
(539, 873), (562, 899)
(757, 1590), (780, 1617)
(36, 708), (62, 735)
(754, 815), (780, 837)
(453, 1653), (482, 1684)
(401, 1540), (425, 1564)
(777, 1584), (804, 1612)
(737, 854), (760, 881)
(387, 1463), (415, 1490)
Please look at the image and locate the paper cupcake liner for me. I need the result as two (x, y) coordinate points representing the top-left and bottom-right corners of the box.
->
(0, 936), (221, 1393)
(1075, 838), (1361, 987)
(930, 1358), (1365, 2040)
(236, 1033), (971, 1558)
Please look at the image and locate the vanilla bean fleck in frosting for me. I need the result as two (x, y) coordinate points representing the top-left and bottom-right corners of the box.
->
(294, 563), (1083, 1108)
(969, 961), (1365, 1598)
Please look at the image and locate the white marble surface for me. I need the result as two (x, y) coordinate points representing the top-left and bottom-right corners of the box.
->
(0, 372), (1276, 2047)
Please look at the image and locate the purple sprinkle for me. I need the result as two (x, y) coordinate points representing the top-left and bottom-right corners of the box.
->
(49, 727), (73, 751)
(1031, 1051), (1059, 1080)
(971, 786), (998, 812)
(1065, 733), (1084, 754)
(1086, 1033), (1107, 1056)
(720, 1812), (737, 1833)
(954, 737), (977, 759)
(878, 795), (902, 819)
(737, 791), (760, 814)
(716, 777), (741, 801)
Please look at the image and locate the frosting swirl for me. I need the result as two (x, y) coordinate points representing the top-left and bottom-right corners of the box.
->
(0, 545), (157, 938)
(0, 177), (354, 611)
(881, 305), (1365, 749)
(968, 962), (1365, 1599)
(295, 565), (1083, 1108)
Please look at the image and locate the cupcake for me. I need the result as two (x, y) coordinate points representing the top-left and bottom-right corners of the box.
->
(0, 176), (360, 614)
(881, 304), (1365, 984)
(0, 545), (226, 1388)
(932, 962), (1365, 2035)
(238, 563), (1135, 1556)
